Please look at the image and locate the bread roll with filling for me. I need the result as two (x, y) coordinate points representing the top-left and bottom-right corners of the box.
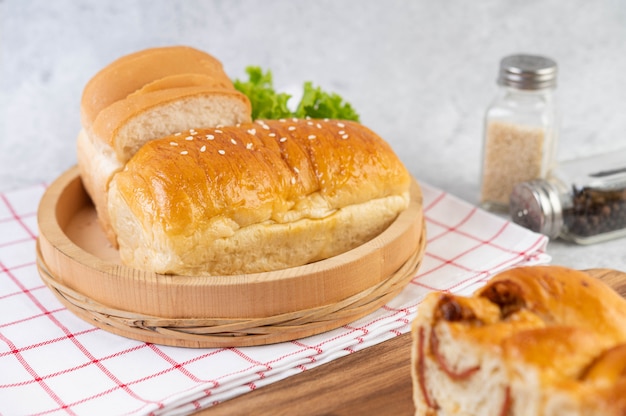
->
(107, 119), (411, 276)
(410, 265), (626, 416)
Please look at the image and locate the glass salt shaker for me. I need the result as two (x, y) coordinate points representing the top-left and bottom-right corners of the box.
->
(480, 54), (559, 212)
(510, 148), (626, 244)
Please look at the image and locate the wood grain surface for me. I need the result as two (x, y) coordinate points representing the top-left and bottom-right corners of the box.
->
(36, 167), (425, 347)
(196, 268), (626, 416)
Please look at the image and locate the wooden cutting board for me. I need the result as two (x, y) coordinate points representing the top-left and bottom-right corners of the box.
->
(197, 268), (626, 416)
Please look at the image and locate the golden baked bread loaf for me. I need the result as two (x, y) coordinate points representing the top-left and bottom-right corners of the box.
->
(410, 265), (626, 416)
(77, 46), (251, 244)
(107, 118), (411, 276)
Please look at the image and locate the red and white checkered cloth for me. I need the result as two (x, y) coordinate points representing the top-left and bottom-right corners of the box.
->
(0, 181), (549, 415)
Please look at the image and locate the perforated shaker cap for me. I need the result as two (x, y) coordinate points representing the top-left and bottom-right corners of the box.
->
(509, 180), (563, 239)
(498, 54), (558, 90)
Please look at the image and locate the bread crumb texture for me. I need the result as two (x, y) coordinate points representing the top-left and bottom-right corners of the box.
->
(411, 265), (626, 416)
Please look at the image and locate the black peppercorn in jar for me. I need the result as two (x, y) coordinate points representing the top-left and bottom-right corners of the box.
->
(509, 149), (626, 244)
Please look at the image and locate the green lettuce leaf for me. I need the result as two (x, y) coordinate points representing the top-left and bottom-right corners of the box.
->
(294, 81), (360, 122)
(233, 66), (360, 122)
(232, 66), (292, 120)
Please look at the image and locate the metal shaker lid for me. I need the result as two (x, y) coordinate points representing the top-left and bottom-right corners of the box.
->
(498, 54), (558, 90)
(509, 180), (563, 239)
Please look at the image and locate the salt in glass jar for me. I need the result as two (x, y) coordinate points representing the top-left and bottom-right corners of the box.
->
(480, 54), (559, 212)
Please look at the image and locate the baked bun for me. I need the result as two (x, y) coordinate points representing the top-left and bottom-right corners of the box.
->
(410, 265), (626, 416)
(107, 118), (411, 276)
(77, 46), (251, 244)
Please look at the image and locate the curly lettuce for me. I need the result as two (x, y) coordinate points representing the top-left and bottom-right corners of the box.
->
(294, 81), (360, 121)
(232, 66), (292, 120)
(233, 66), (360, 122)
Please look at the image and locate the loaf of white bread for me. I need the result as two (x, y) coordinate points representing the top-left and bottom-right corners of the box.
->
(77, 46), (412, 275)
(77, 46), (253, 245)
(411, 265), (626, 416)
(109, 118), (411, 275)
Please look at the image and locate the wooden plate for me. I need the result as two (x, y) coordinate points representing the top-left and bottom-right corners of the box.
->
(36, 166), (426, 348)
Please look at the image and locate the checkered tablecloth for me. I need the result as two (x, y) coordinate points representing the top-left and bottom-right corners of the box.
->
(0, 181), (549, 415)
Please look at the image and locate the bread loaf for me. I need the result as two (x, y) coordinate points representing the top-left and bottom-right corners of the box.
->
(77, 46), (251, 244)
(107, 118), (411, 276)
(410, 265), (626, 416)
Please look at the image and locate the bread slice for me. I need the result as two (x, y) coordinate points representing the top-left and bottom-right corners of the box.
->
(410, 266), (626, 416)
(107, 119), (411, 275)
(90, 86), (251, 163)
(80, 45), (228, 127)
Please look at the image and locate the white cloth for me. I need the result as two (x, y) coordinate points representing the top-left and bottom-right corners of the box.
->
(0, 182), (549, 415)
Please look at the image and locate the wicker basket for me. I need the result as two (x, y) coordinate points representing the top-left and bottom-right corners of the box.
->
(37, 166), (426, 347)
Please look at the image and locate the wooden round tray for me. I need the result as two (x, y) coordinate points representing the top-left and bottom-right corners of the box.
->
(36, 166), (426, 348)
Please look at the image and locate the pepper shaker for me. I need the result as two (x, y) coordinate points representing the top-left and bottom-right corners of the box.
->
(510, 148), (626, 244)
(480, 54), (559, 212)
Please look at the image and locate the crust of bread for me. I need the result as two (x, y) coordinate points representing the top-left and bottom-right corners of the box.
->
(107, 119), (411, 275)
(126, 73), (234, 98)
(80, 46), (228, 127)
(410, 265), (626, 416)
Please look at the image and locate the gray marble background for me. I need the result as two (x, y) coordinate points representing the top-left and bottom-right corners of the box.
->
(2, 0), (626, 269)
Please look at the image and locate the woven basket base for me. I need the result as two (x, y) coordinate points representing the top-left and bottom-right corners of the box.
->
(37, 224), (425, 348)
